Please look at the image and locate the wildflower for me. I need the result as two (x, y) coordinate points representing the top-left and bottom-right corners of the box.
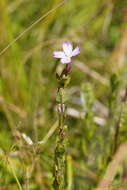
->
(53, 42), (80, 64)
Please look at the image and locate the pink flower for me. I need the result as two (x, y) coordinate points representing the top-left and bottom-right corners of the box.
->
(53, 42), (80, 64)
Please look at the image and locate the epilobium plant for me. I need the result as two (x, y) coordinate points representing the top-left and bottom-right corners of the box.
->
(53, 42), (80, 64)
(52, 42), (80, 190)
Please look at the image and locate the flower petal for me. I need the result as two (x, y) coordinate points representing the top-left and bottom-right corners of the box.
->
(72, 46), (80, 56)
(53, 51), (66, 58)
(60, 57), (71, 64)
(67, 41), (73, 51)
(63, 42), (73, 57)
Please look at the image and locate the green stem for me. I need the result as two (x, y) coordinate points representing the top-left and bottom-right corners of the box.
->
(113, 86), (127, 154)
(8, 159), (23, 190)
(53, 90), (66, 190)
(53, 63), (71, 190)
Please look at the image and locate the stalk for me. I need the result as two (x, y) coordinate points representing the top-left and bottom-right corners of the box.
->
(53, 64), (71, 190)
(113, 86), (127, 154)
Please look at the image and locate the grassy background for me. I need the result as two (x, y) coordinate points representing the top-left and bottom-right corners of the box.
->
(0, 0), (127, 189)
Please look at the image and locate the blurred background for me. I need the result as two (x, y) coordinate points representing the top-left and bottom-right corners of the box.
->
(0, 0), (127, 189)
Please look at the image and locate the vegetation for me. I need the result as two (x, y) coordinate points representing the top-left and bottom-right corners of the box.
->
(0, 0), (127, 189)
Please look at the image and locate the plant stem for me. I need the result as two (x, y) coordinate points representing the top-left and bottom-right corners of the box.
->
(8, 158), (23, 190)
(53, 90), (66, 190)
(113, 86), (127, 154)
(113, 108), (122, 154)
(53, 63), (71, 190)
